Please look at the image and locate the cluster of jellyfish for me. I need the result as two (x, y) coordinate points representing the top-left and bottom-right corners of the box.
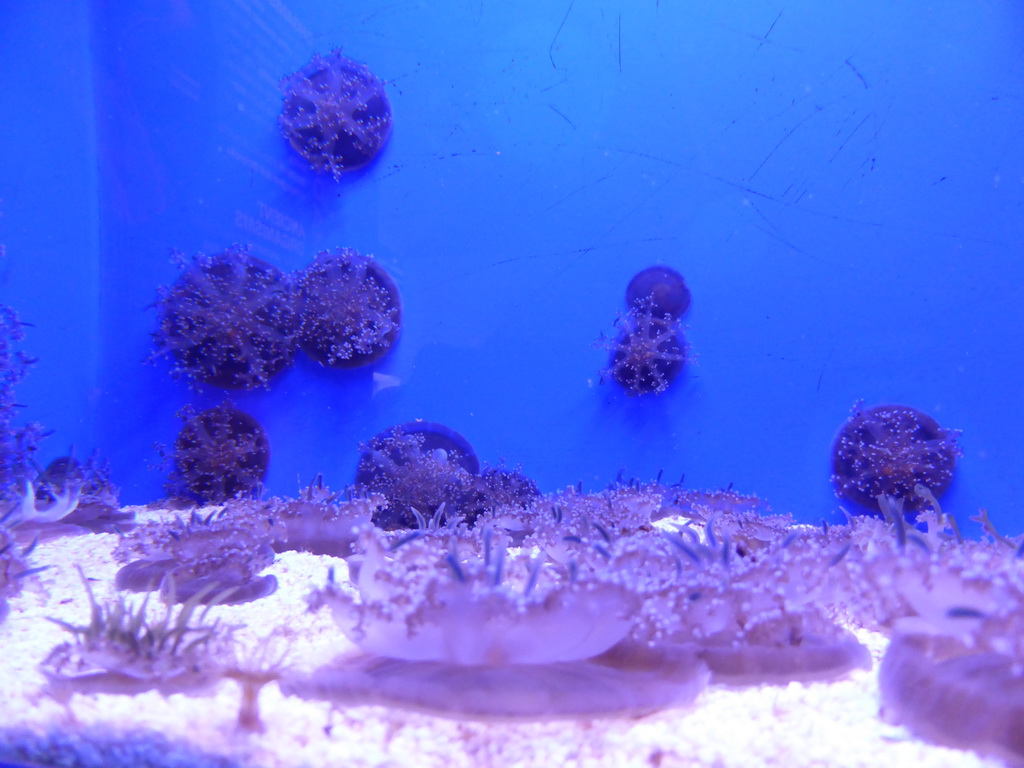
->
(152, 244), (401, 390)
(150, 46), (1009, 764)
(18, 395), (1022, 768)
(2, 44), (1020, 768)
(145, 49), (398, 504)
(149, 243), (401, 503)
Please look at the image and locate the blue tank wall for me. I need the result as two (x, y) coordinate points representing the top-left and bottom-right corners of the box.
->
(0, 3), (100, 460)
(2, 1), (1023, 531)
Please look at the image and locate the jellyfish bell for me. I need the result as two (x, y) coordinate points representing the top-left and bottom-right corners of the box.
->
(321, 536), (640, 666)
(355, 421), (480, 487)
(626, 265), (691, 319)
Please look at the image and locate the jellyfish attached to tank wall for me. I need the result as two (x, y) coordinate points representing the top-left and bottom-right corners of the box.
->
(151, 246), (300, 390)
(296, 248), (401, 368)
(830, 403), (962, 513)
(279, 49), (393, 179)
(165, 402), (270, 505)
(599, 265), (691, 396)
(599, 303), (688, 396)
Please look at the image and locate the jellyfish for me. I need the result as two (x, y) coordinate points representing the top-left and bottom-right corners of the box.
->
(28, 452), (128, 534)
(280, 527), (709, 720)
(279, 50), (393, 179)
(830, 403), (962, 513)
(114, 505), (278, 605)
(879, 635), (1024, 764)
(599, 304), (687, 396)
(354, 421), (481, 529)
(152, 246), (300, 390)
(296, 248), (401, 368)
(356, 421), (480, 482)
(165, 402), (270, 505)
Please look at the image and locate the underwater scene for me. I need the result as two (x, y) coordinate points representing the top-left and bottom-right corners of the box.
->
(2, 1), (1024, 766)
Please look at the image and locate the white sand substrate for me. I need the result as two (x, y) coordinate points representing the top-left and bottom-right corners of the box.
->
(0, 507), (1002, 768)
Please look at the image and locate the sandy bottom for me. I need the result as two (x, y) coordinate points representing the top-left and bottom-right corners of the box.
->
(0, 507), (1001, 768)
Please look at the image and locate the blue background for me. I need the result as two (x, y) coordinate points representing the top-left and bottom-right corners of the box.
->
(1, 1), (1023, 529)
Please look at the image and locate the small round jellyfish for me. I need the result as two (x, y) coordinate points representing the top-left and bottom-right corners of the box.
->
(279, 50), (392, 179)
(626, 265), (691, 319)
(166, 403), (270, 504)
(830, 403), (962, 512)
(152, 246), (300, 390)
(296, 248), (401, 368)
(600, 306), (687, 396)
